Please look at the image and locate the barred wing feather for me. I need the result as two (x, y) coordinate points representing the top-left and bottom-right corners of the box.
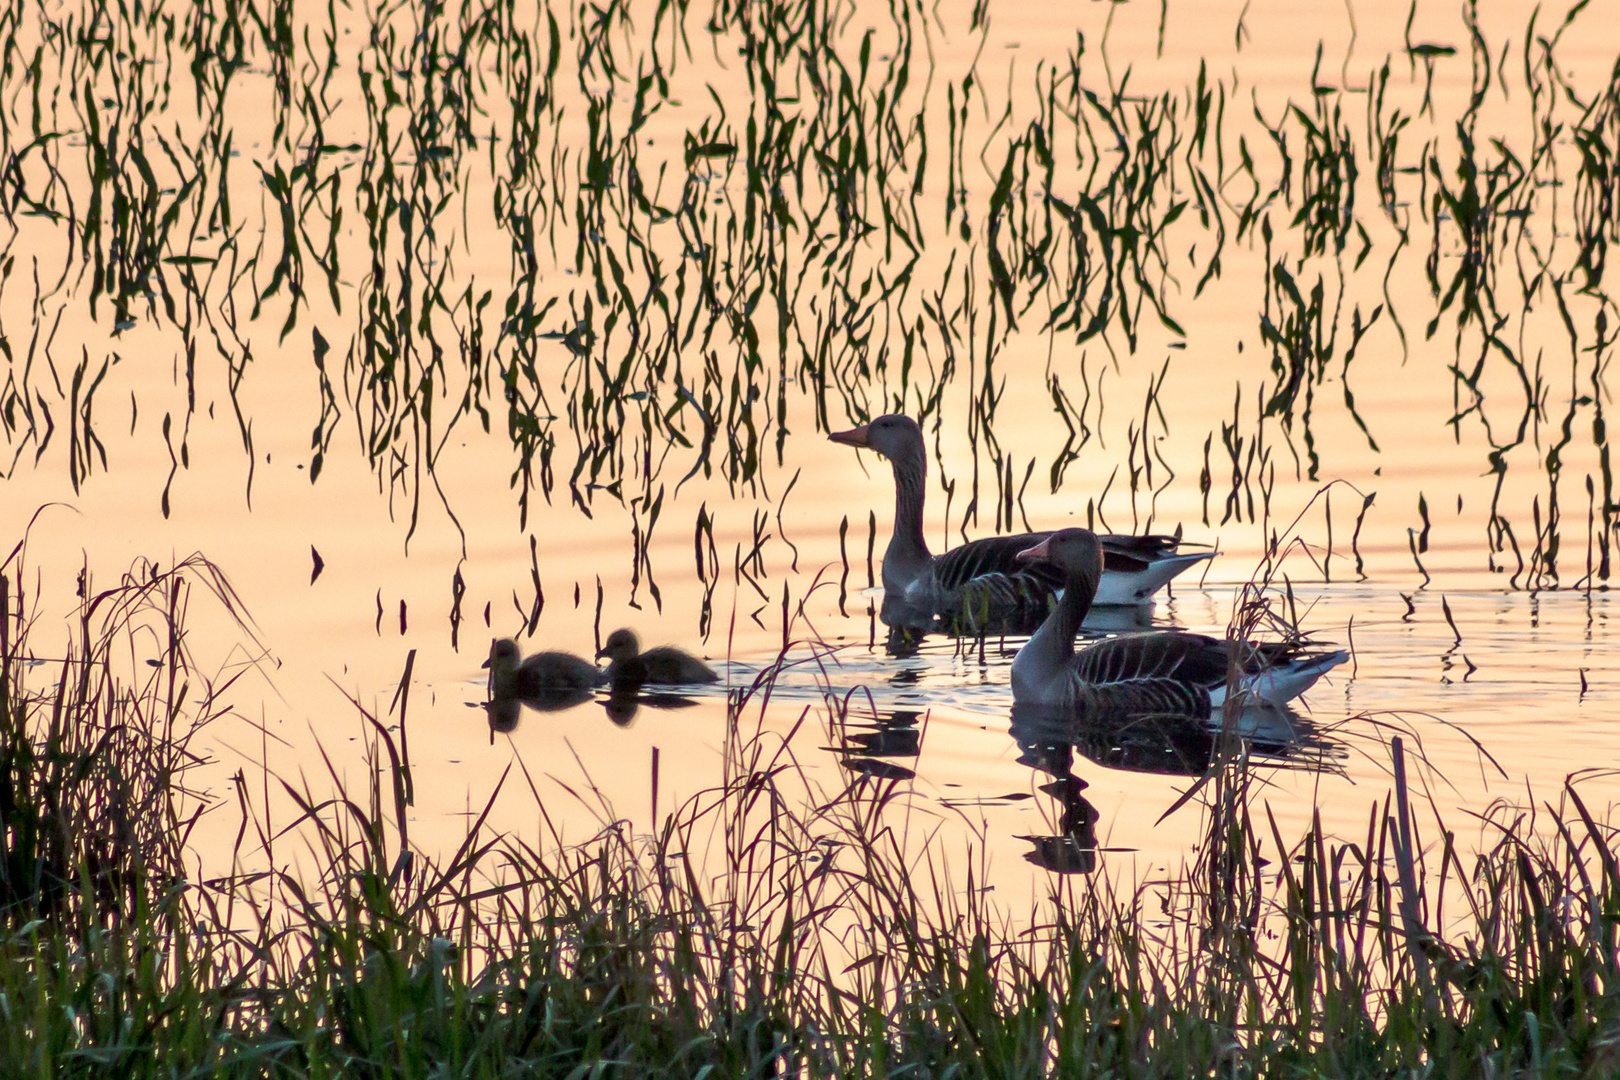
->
(1070, 633), (1231, 689)
(932, 533), (1062, 593)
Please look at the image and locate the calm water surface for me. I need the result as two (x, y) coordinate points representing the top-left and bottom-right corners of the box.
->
(1, 0), (1617, 906)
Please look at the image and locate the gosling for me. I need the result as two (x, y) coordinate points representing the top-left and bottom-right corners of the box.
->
(485, 637), (602, 698)
(596, 628), (720, 687)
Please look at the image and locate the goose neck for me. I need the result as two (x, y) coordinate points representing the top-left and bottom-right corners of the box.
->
(888, 451), (930, 563)
(1026, 563), (1096, 667)
(1053, 566), (1096, 646)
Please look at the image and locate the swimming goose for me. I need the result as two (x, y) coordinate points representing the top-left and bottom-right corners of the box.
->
(597, 628), (721, 687)
(1010, 529), (1346, 717)
(485, 638), (602, 697)
(829, 414), (1214, 612)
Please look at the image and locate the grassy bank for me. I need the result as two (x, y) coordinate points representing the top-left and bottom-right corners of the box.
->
(0, 549), (1616, 1078)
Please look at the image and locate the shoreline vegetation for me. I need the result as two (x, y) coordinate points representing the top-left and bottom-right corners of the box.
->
(3, 549), (1616, 1076)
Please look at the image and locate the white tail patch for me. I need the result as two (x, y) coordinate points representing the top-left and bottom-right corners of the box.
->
(1208, 650), (1349, 709)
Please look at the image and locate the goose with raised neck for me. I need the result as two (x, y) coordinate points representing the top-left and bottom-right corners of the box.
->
(829, 414), (1215, 613)
(1010, 529), (1346, 717)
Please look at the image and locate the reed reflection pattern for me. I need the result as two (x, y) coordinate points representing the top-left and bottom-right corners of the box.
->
(2, 0), (1616, 590)
(0, 0), (1617, 874)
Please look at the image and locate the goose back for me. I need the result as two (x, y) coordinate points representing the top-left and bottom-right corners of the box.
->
(933, 532), (1063, 594)
(1070, 632), (1231, 689)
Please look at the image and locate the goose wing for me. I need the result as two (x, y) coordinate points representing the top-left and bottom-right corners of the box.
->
(1097, 533), (1203, 571)
(938, 574), (1053, 635)
(933, 532), (1062, 592)
(1072, 631), (1231, 689)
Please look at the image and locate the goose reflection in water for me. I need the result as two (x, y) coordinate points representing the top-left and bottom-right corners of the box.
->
(1011, 702), (1214, 778)
(843, 708), (923, 759)
(1008, 699), (1344, 873)
(1010, 701), (1340, 779)
(1010, 734), (1100, 875)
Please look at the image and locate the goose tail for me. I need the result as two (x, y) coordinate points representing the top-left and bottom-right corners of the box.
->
(1216, 649), (1349, 708)
(1093, 550), (1217, 605)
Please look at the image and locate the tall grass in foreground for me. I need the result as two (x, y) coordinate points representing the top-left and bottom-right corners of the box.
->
(0, 548), (1616, 1077)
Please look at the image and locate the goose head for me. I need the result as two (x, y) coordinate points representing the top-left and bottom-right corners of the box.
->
(597, 627), (641, 664)
(485, 637), (525, 698)
(1016, 528), (1104, 593)
(828, 414), (925, 467)
(485, 637), (522, 674)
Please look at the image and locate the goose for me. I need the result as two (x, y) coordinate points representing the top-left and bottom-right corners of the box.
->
(829, 414), (1213, 613)
(484, 638), (602, 698)
(597, 628), (721, 687)
(1010, 529), (1346, 717)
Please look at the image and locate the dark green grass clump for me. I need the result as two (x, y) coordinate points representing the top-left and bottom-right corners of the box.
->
(0, 550), (1616, 1077)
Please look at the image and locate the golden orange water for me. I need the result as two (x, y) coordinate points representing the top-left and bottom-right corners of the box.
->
(2, 0), (1617, 916)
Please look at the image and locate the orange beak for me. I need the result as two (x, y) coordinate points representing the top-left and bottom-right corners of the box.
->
(828, 423), (871, 448)
(1015, 537), (1052, 564)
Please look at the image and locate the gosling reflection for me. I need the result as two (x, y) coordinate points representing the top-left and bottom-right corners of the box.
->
(486, 687), (702, 734)
(487, 697), (520, 734)
(602, 687), (699, 728)
(487, 686), (705, 733)
(485, 688), (595, 734)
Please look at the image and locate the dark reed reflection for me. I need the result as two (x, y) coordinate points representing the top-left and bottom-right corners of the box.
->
(831, 707), (922, 783)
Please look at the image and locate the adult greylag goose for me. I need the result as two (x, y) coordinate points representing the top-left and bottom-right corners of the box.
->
(485, 638), (602, 697)
(597, 628), (721, 687)
(829, 414), (1213, 612)
(1010, 529), (1346, 717)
